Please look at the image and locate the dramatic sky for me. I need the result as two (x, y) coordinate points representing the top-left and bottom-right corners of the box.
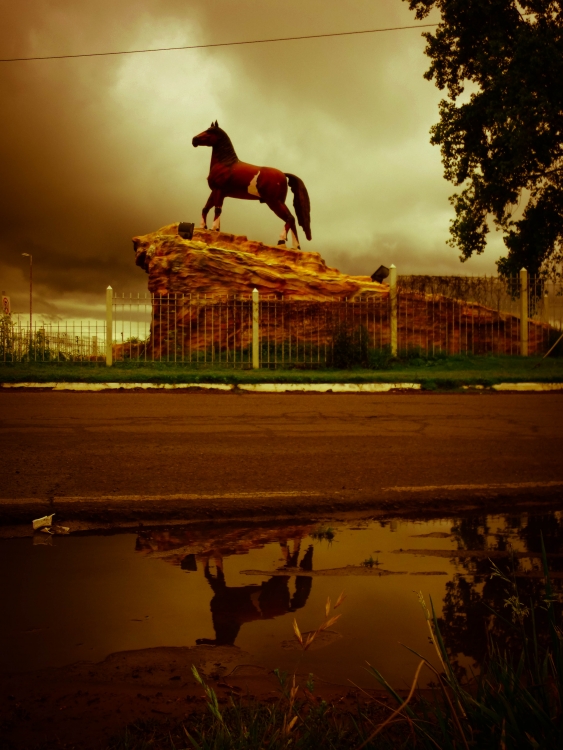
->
(1, 0), (504, 319)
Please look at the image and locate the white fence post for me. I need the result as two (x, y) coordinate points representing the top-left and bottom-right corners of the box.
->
(252, 288), (260, 369)
(389, 264), (397, 356)
(520, 268), (528, 356)
(106, 285), (113, 366)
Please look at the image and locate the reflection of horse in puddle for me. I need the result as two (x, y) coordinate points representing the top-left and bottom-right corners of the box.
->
(197, 543), (313, 646)
(135, 526), (315, 646)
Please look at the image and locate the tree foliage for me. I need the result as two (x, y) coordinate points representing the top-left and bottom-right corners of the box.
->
(406, 0), (563, 276)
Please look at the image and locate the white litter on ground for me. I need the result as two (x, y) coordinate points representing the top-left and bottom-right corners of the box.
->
(32, 513), (54, 530)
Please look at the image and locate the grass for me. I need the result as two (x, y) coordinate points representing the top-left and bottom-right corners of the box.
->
(106, 698), (401, 750)
(310, 526), (336, 542)
(108, 540), (563, 749)
(1, 354), (563, 389)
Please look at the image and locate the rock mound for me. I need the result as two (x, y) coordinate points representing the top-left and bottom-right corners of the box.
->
(125, 223), (548, 359)
(133, 224), (385, 299)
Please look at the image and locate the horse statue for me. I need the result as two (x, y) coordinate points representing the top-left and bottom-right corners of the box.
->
(192, 121), (312, 249)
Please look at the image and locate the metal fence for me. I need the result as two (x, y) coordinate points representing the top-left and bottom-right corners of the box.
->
(2, 274), (562, 367)
(0, 316), (107, 364)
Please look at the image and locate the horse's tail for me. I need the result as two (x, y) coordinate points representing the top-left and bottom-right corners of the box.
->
(285, 173), (312, 241)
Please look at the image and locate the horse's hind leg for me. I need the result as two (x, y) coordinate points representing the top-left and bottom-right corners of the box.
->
(267, 200), (301, 250)
(278, 223), (290, 246)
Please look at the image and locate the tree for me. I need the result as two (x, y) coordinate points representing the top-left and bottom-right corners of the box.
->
(406, 1), (563, 277)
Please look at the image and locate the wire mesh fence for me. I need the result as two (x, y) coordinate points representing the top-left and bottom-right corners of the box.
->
(0, 315), (107, 364)
(2, 275), (562, 367)
(394, 275), (561, 357)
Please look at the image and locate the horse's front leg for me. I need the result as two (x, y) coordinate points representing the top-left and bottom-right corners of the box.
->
(211, 193), (225, 231)
(201, 191), (217, 229)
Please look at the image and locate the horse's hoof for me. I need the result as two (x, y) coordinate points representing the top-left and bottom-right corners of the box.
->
(277, 240), (286, 246)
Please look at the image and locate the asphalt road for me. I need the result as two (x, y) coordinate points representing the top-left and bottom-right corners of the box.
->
(1, 391), (562, 522)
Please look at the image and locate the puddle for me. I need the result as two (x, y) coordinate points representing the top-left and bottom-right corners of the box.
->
(2, 512), (563, 688)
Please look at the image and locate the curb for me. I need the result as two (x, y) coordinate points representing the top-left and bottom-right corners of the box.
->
(0, 382), (421, 393)
(1, 381), (563, 392)
(3, 482), (563, 527)
(491, 383), (563, 391)
(0, 382), (233, 391)
(237, 383), (420, 392)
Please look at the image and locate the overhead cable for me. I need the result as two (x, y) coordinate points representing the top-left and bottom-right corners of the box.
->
(0, 23), (438, 63)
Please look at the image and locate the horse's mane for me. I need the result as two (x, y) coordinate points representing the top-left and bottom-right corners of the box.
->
(213, 128), (238, 166)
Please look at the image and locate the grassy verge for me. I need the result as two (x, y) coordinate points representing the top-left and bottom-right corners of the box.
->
(107, 699), (403, 750)
(1, 355), (563, 389)
(108, 545), (563, 749)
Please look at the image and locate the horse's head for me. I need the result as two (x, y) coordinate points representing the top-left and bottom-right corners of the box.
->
(192, 121), (222, 147)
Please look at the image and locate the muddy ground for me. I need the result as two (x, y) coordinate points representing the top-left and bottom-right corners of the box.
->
(1, 643), (399, 749)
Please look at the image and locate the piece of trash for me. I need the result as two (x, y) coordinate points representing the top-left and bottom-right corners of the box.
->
(32, 514), (54, 531)
(40, 524), (70, 536)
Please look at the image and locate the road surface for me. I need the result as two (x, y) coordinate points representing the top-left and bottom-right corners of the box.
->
(1, 391), (561, 523)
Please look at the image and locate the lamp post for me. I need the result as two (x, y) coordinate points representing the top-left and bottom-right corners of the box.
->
(22, 253), (32, 345)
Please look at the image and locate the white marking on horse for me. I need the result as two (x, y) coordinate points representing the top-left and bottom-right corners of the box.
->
(212, 217), (221, 230)
(248, 171), (261, 198)
(279, 226), (288, 242)
(290, 229), (300, 249)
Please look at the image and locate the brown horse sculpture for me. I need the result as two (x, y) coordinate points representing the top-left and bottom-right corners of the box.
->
(192, 121), (312, 249)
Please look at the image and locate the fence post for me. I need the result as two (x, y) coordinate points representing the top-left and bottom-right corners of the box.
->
(389, 264), (397, 356)
(520, 268), (528, 356)
(252, 288), (259, 369)
(106, 285), (113, 366)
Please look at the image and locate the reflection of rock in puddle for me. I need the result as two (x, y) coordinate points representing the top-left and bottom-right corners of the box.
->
(135, 524), (316, 565)
(281, 630), (343, 651)
(410, 532), (451, 538)
(242, 566), (448, 577)
(242, 566), (408, 577)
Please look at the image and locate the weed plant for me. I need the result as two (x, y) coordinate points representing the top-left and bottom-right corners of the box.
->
(107, 695), (403, 750)
(310, 526), (335, 542)
(367, 536), (563, 748)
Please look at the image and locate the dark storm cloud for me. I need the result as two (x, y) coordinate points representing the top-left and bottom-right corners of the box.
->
(0, 0), (499, 318)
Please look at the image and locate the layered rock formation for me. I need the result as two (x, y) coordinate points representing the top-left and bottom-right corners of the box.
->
(133, 224), (384, 299)
(124, 224), (548, 360)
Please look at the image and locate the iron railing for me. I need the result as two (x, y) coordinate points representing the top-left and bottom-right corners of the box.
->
(2, 275), (562, 366)
(0, 316), (106, 364)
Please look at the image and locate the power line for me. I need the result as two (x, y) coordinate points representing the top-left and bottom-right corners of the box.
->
(0, 23), (438, 63)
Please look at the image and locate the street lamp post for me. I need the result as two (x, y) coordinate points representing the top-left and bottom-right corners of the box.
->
(22, 253), (32, 346)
